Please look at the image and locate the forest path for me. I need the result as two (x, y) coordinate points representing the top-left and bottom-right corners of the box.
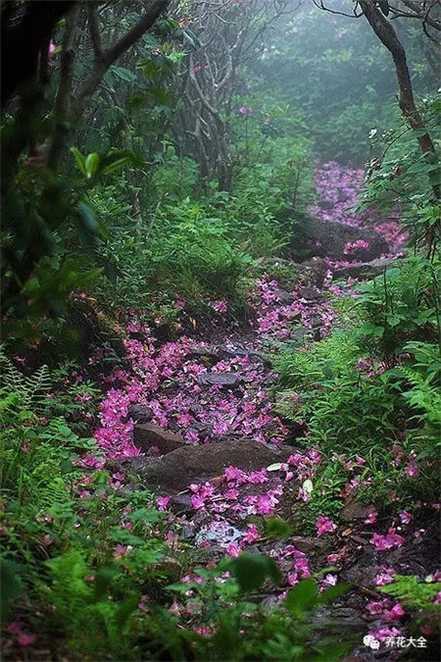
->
(108, 254), (415, 654)
(88, 163), (422, 652)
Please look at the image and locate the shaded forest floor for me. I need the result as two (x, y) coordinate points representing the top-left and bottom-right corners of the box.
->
(86, 165), (439, 658)
(4, 164), (440, 661)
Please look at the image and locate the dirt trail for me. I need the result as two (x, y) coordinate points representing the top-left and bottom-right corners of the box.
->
(87, 164), (438, 659)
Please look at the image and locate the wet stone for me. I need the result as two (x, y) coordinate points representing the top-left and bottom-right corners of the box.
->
(188, 346), (222, 364)
(127, 438), (292, 492)
(293, 215), (389, 261)
(169, 493), (193, 514)
(127, 404), (153, 423)
(197, 372), (242, 388)
(276, 288), (295, 305)
(298, 286), (322, 301)
(133, 423), (185, 455)
(341, 501), (377, 523)
(333, 257), (399, 280)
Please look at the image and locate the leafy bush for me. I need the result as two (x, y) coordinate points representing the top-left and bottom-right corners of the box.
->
(360, 91), (441, 247)
(272, 263), (441, 513)
(150, 148), (199, 203)
(273, 330), (361, 390)
(357, 257), (441, 360)
(96, 196), (253, 311)
(150, 200), (252, 299)
(228, 111), (314, 258)
(380, 575), (441, 612)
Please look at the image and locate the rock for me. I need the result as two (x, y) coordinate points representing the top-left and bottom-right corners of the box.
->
(290, 536), (328, 554)
(289, 327), (308, 345)
(215, 346), (270, 368)
(341, 501), (376, 523)
(127, 438), (292, 492)
(127, 404), (153, 424)
(276, 288), (295, 305)
(188, 346), (222, 364)
(312, 606), (365, 634)
(133, 423), (184, 455)
(218, 347), (250, 360)
(333, 257), (398, 280)
(341, 559), (382, 586)
(169, 493), (193, 513)
(298, 286), (322, 301)
(197, 372), (242, 388)
(296, 257), (328, 287)
(292, 216), (389, 261)
(188, 421), (213, 437)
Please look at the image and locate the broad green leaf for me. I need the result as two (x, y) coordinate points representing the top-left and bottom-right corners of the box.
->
(285, 578), (319, 616)
(85, 152), (100, 179)
(70, 146), (86, 175)
(102, 157), (131, 176)
(229, 553), (281, 592)
(263, 517), (293, 539)
(318, 582), (350, 604)
(78, 202), (98, 234)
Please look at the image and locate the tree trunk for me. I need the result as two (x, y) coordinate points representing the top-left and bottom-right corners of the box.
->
(359, 0), (440, 202)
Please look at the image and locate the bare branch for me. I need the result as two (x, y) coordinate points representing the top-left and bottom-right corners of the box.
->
(48, 4), (82, 169)
(73, 0), (170, 117)
(358, 0), (440, 206)
(87, 2), (104, 61)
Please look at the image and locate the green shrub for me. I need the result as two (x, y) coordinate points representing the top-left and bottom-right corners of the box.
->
(272, 262), (441, 515)
(96, 196), (253, 311)
(357, 256), (441, 360)
(380, 575), (441, 612)
(273, 330), (361, 390)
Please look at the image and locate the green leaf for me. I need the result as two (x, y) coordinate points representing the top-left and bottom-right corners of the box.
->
(101, 157), (131, 176)
(78, 202), (99, 234)
(263, 517), (293, 540)
(110, 65), (137, 83)
(0, 559), (23, 620)
(128, 508), (163, 525)
(70, 146), (86, 175)
(285, 578), (319, 617)
(85, 152), (100, 179)
(318, 582), (350, 604)
(229, 553), (281, 592)
(110, 528), (145, 547)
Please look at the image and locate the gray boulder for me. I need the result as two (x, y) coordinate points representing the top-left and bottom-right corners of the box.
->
(333, 256), (399, 280)
(197, 372), (242, 388)
(134, 423), (184, 455)
(292, 216), (389, 261)
(127, 438), (292, 492)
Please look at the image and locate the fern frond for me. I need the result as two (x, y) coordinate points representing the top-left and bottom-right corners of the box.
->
(381, 575), (441, 611)
(24, 365), (52, 408)
(0, 347), (52, 413)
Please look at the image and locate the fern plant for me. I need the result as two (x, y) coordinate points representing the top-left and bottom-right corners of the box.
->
(399, 341), (441, 456)
(0, 346), (52, 414)
(41, 550), (140, 658)
(272, 330), (361, 390)
(381, 575), (441, 612)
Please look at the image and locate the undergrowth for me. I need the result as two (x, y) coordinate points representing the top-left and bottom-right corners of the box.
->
(273, 256), (441, 525)
(0, 356), (351, 660)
